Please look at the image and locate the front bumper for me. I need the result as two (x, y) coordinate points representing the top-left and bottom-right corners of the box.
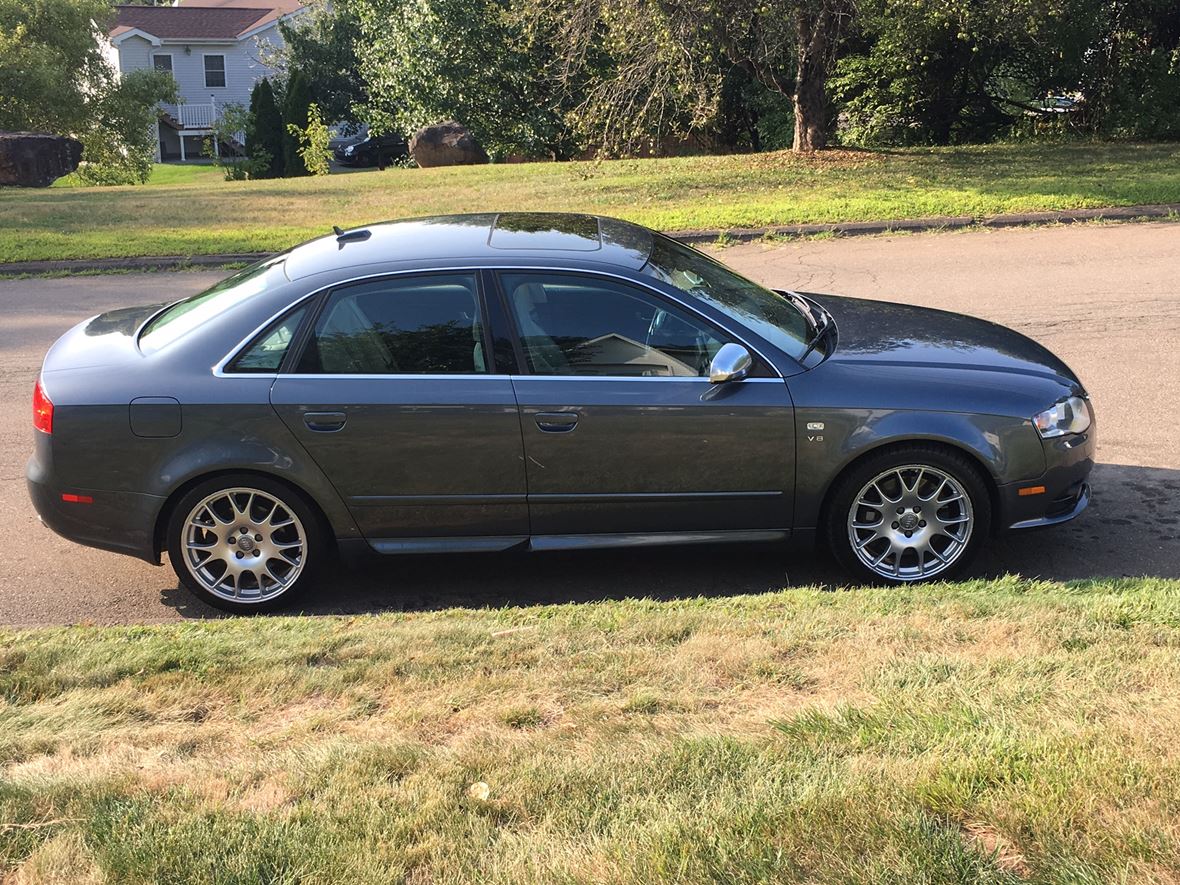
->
(997, 426), (1095, 531)
(27, 451), (163, 564)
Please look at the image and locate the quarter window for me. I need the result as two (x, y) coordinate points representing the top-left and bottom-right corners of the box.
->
(295, 274), (486, 375)
(203, 54), (226, 88)
(226, 305), (308, 373)
(499, 272), (728, 377)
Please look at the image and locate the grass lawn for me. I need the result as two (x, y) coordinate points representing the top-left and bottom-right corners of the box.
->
(50, 163), (224, 190)
(3, 576), (1180, 883)
(3, 141), (1180, 263)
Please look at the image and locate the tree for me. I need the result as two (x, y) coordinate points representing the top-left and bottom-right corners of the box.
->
(286, 102), (333, 175)
(352, 0), (569, 159)
(277, 0), (366, 130)
(246, 78), (285, 178)
(533, 0), (855, 153)
(281, 69), (314, 176)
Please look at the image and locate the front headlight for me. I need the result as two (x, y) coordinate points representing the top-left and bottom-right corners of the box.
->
(1033, 395), (1091, 438)
(344, 145), (355, 155)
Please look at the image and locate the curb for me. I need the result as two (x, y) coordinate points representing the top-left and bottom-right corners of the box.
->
(3, 203), (1178, 276)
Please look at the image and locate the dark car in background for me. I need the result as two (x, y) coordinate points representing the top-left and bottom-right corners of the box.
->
(28, 213), (1095, 612)
(333, 132), (408, 167)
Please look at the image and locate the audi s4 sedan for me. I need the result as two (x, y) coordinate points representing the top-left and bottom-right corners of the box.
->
(28, 213), (1095, 612)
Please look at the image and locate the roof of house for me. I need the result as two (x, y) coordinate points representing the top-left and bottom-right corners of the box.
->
(110, 4), (297, 41)
(176, 0), (303, 31)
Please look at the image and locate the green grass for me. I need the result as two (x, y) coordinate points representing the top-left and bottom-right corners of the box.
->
(3, 576), (1180, 883)
(4, 141), (1180, 263)
(50, 163), (223, 190)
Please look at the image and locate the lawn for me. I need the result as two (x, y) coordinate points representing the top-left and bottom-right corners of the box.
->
(3, 141), (1180, 263)
(50, 163), (224, 189)
(3, 576), (1180, 883)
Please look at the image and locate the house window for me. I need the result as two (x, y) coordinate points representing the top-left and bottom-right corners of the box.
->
(203, 54), (226, 88)
(152, 54), (173, 73)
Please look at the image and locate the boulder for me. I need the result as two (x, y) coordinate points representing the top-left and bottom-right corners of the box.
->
(0, 132), (84, 188)
(409, 121), (489, 168)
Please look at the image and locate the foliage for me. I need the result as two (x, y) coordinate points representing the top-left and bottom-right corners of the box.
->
(277, 0), (366, 130)
(201, 102), (263, 181)
(246, 79), (286, 179)
(0, 0), (175, 183)
(353, 0), (568, 159)
(286, 102), (333, 176)
(281, 69), (315, 177)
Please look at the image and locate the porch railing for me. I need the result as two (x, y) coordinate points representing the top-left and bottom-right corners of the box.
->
(162, 100), (219, 130)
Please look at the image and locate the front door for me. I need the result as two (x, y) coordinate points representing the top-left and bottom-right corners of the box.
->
(270, 272), (528, 550)
(495, 270), (795, 542)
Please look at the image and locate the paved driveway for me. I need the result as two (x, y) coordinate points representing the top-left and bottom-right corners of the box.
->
(2, 221), (1177, 624)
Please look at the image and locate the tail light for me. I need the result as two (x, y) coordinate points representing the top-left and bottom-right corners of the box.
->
(33, 378), (53, 434)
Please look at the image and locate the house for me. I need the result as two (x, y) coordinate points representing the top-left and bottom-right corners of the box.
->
(108, 1), (304, 161)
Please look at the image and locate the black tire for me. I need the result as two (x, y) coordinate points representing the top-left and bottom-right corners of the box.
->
(166, 474), (325, 614)
(824, 444), (992, 585)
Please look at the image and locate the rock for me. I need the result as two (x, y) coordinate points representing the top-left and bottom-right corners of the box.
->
(409, 121), (489, 168)
(0, 132), (84, 188)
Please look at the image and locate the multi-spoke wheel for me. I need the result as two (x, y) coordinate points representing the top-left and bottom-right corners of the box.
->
(827, 446), (991, 584)
(167, 476), (323, 612)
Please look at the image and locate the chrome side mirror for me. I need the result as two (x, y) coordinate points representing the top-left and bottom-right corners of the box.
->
(709, 343), (752, 383)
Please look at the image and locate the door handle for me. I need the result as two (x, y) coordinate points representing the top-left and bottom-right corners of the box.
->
(534, 411), (579, 433)
(303, 411), (347, 432)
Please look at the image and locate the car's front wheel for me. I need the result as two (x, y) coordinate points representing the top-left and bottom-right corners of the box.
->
(166, 475), (323, 613)
(826, 445), (991, 584)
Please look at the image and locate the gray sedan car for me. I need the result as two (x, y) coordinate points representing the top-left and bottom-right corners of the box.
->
(28, 213), (1095, 612)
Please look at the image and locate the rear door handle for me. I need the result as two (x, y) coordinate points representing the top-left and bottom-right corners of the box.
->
(534, 411), (579, 433)
(303, 411), (347, 432)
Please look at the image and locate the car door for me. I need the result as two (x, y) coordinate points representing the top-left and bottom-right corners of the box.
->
(269, 272), (528, 550)
(495, 270), (795, 543)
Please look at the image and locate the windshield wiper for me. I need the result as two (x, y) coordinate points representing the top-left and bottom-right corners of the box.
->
(798, 312), (836, 361)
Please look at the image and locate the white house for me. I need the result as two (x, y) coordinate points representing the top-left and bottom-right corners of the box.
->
(108, 1), (304, 161)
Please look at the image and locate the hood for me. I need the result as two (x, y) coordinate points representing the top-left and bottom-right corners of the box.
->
(810, 294), (1083, 391)
(41, 302), (165, 376)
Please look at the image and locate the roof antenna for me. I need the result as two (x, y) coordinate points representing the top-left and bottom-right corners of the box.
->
(332, 225), (345, 237)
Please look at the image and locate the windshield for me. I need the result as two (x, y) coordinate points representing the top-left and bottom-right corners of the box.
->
(139, 258), (287, 354)
(644, 236), (811, 360)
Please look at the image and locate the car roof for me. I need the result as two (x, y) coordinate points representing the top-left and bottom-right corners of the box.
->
(281, 213), (655, 281)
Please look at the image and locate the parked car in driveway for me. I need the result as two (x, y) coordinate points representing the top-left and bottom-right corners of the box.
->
(333, 132), (407, 167)
(28, 213), (1096, 612)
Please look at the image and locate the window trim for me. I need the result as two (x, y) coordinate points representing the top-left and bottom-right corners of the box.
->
(202, 53), (227, 89)
(212, 267), (786, 380)
(151, 53), (174, 74)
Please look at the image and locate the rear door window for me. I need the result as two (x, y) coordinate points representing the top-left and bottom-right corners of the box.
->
(294, 274), (487, 375)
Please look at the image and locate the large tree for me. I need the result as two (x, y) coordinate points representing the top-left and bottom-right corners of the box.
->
(0, 0), (175, 182)
(535, 0), (855, 152)
(281, 68), (314, 176)
(246, 78), (286, 178)
(277, 0), (366, 130)
(352, 0), (570, 159)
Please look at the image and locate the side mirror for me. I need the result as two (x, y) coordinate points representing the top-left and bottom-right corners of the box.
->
(708, 343), (752, 383)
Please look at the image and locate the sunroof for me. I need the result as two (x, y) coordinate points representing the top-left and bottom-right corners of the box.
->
(488, 213), (602, 251)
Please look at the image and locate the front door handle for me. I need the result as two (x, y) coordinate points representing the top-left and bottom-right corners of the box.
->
(534, 411), (579, 433)
(303, 411), (347, 432)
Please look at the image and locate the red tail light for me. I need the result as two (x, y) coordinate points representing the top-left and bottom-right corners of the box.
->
(33, 378), (53, 434)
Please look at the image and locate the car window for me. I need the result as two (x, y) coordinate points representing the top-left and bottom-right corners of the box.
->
(294, 274), (486, 375)
(644, 236), (810, 360)
(226, 305), (308, 373)
(499, 272), (728, 377)
(139, 258), (287, 354)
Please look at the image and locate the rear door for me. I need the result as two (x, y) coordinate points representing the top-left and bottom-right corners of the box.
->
(269, 272), (528, 550)
(495, 270), (795, 541)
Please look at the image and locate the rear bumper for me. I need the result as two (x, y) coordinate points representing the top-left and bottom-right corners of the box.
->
(997, 427), (1095, 531)
(27, 455), (163, 564)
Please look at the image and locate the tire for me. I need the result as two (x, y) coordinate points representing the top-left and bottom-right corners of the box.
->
(166, 474), (325, 613)
(825, 444), (992, 585)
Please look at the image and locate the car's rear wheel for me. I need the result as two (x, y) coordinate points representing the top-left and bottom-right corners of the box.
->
(826, 445), (991, 584)
(167, 475), (323, 613)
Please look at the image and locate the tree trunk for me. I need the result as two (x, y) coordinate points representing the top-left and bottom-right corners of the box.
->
(792, 7), (833, 152)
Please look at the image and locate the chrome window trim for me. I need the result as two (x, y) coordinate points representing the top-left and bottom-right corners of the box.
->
(212, 264), (786, 380)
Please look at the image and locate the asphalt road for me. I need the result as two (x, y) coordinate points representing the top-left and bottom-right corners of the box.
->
(2, 221), (1178, 625)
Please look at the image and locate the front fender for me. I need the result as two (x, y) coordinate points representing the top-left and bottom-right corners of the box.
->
(793, 407), (1046, 529)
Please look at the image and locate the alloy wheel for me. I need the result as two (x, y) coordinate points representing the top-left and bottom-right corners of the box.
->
(846, 464), (974, 581)
(181, 487), (306, 603)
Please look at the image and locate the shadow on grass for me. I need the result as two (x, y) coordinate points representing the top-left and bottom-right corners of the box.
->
(159, 462), (1180, 619)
